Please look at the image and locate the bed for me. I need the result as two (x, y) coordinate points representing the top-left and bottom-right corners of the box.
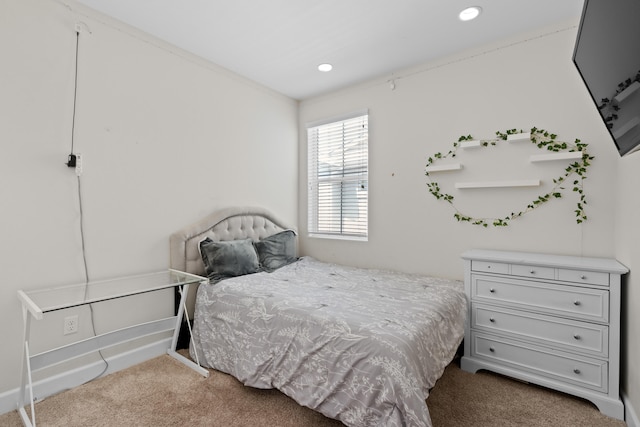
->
(169, 206), (467, 427)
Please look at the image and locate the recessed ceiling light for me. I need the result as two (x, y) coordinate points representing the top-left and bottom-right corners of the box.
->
(459, 6), (482, 21)
(318, 63), (333, 72)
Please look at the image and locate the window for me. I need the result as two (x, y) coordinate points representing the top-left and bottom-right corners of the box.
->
(307, 111), (368, 240)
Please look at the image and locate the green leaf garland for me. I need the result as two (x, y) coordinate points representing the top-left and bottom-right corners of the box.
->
(425, 127), (594, 227)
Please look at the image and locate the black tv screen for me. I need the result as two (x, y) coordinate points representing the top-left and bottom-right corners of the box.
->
(573, 0), (640, 156)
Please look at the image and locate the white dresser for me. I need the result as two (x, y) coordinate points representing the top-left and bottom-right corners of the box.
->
(461, 249), (628, 420)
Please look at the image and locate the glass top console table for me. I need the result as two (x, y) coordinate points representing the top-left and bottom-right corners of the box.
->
(17, 269), (209, 427)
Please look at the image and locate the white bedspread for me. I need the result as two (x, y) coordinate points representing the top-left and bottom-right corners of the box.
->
(190, 257), (466, 427)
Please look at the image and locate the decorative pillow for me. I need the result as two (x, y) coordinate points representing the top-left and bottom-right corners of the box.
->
(253, 230), (299, 272)
(199, 238), (260, 282)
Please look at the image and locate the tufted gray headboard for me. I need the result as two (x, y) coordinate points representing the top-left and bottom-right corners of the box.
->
(169, 206), (294, 317)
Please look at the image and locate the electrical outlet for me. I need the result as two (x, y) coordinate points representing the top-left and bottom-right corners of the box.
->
(64, 315), (78, 335)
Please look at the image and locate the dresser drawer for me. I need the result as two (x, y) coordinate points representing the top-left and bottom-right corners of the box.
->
(472, 303), (608, 357)
(471, 260), (509, 274)
(510, 264), (555, 280)
(472, 334), (608, 392)
(472, 275), (609, 323)
(558, 268), (609, 286)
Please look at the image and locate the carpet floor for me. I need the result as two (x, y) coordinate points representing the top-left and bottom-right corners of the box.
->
(1, 354), (627, 426)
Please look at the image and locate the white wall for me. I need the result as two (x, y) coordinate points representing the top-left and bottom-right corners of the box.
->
(0, 0), (297, 397)
(299, 21), (639, 416)
(299, 22), (617, 274)
(616, 158), (640, 421)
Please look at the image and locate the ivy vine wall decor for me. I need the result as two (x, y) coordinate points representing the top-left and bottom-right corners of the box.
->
(425, 127), (594, 227)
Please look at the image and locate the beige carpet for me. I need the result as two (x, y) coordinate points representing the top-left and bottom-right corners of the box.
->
(1, 354), (627, 427)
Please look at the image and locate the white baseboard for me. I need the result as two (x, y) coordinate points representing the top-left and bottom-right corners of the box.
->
(624, 392), (640, 427)
(0, 338), (171, 416)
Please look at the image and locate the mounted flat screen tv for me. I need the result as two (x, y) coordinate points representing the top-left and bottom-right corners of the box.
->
(573, 0), (640, 156)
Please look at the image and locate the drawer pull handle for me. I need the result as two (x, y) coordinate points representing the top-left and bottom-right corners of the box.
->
(573, 368), (581, 375)
(581, 275), (587, 280)
(573, 300), (581, 306)
(530, 270), (535, 274)
(489, 317), (496, 323)
(489, 288), (496, 293)
(489, 347), (495, 353)
(573, 334), (581, 340)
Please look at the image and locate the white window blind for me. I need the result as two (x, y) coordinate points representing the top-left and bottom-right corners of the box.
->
(307, 112), (368, 239)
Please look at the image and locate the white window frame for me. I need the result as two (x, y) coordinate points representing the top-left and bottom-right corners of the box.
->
(307, 110), (369, 241)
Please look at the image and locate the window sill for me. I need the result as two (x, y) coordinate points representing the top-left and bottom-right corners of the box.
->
(308, 233), (368, 242)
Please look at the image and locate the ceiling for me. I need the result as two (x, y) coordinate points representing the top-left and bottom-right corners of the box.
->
(75, 0), (585, 100)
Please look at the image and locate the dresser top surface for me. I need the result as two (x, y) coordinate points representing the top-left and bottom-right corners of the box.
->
(462, 249), (629, 274)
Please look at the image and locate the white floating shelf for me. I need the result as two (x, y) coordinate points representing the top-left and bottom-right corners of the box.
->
(530, 152), (583, 163)
(461, 140), (481, 148)
(614, 81), (640, 104)
(612, 116), (640, 139)
(455, 179), (540, 189)
(425, 163), (463, 172)
(507, 132), (531, 143)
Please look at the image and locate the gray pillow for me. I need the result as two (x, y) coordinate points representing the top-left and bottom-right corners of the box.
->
(253, 230), (299, 272)
(199, 238), (260, 282)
